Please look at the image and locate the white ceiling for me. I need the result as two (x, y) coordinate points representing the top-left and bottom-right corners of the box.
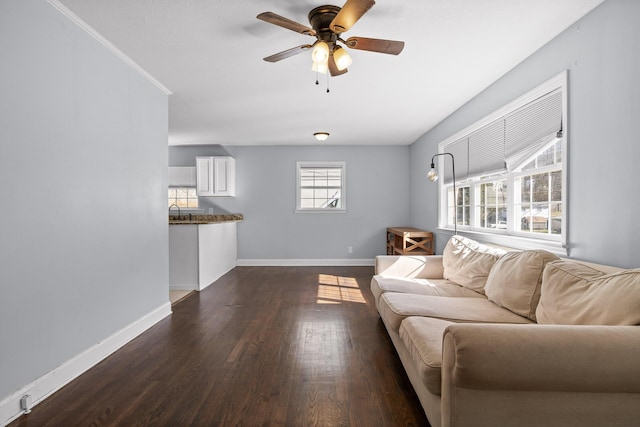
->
(57, 0), (603, 146)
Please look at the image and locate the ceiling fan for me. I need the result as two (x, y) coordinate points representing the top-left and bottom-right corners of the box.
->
(257, 0), (405, 77)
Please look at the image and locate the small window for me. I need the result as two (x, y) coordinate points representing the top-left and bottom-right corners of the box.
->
(515, 172), (561, 234)
(168, 187), (198, 208)
(448, 185), (471, 227)
(477, 179), (507, 230)
(296, 162), (346, 213)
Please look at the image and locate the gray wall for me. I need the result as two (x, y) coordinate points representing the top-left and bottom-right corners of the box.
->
(0, 0), (169, 399)
(170, 145), (410, 260)
(410, 0), (640, 268)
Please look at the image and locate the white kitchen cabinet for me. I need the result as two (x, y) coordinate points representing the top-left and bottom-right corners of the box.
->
(168, 166), (196, 187)
(196, 156), (236, 197)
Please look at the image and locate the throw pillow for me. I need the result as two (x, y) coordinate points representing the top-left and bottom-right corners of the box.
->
(536, 260), (640, 325)
(442, 235), (505, 295)
(485, 250), (560, 321)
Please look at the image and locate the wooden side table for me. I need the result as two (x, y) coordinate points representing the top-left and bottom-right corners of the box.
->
(386, 227), (434, 255)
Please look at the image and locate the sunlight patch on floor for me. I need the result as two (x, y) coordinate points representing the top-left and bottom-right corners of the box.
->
(169, 290), (194, 305)
(316, 274), (366, 304)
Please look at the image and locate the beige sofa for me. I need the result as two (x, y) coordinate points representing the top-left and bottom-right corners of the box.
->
(372, 235), (640, 427)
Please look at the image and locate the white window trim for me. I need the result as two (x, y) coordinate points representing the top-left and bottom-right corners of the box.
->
(435, 71), (568, 255)
(295, 161), (347, 214)
(168, 187), (200, 210)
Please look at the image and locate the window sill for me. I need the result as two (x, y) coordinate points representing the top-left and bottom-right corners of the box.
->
(295, 208), (347, 214)
(437, 228), (568, 257)
(169, 207), (203, 213)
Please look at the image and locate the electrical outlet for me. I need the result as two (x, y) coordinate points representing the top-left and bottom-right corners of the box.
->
(348, 246), (353, 254)
(20, 394), (32, 414)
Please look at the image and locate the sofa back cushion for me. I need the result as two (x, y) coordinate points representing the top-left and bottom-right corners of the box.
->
(442, 235), (505, 295)
(485, 250), (560, 321)
(536, 260), (640, 325)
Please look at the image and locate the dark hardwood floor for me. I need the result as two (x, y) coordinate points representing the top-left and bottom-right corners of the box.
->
(11, 266), (429, 426)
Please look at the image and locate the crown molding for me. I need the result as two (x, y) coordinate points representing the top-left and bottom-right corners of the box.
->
(46, 0), (172, 95)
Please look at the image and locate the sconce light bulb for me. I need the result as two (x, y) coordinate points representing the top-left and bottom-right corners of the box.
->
(427, 164), (439, 182)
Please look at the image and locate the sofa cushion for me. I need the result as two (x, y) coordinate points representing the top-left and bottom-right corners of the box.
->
(371, 276), (484, 306)
(378, 293), (532, 333)
(537, 260), (640, 325)
(484, 250), (560, 321)
(399, 317), (454, 396)
(442, 235), (505, 295)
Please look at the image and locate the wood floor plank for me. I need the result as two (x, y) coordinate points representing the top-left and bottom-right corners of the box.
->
(10, 266), (429, 427)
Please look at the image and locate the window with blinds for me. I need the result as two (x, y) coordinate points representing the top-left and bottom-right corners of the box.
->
(434, 71), (567, 248)
(296, 161), (346, 213)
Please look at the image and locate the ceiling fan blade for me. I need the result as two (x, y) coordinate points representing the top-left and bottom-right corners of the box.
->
(263, 45), (312, 63)
(257, 12), (316, 36)
(328, 55), (348, 76)
(330, 0), (375, 33)
(344, 36), (405, 55)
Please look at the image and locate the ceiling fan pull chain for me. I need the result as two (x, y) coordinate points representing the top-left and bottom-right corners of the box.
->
(326, 72), (330, 93)
(315, 69), (319, 86)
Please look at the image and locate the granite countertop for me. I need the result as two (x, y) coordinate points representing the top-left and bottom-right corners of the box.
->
(169, 213), (243, 224)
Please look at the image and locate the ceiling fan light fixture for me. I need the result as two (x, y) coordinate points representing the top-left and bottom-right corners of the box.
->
(257, 2), (406, 78)
(311, 41), (330, 64)
(311, 60), (329, 74)
(314, 132), (330, 141)
(333, 46), (352, 71)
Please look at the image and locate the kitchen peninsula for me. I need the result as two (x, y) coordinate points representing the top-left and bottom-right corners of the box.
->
(169, 214), (243, 292)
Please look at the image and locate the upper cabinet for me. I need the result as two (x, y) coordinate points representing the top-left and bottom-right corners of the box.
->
(168, 166), (197, 187)
(196, 156), (236, 197)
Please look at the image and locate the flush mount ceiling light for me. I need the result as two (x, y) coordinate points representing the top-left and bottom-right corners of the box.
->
(314, 132), (330, 141)
(257, 0), (404, 79)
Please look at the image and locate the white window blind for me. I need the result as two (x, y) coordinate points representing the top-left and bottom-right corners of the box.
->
(442, 137), (468, 184)
(443, 88), (562, 177)
(505, 89), (563, 170)
(468, 119), (506, 177)
(296, 161), (346, 213)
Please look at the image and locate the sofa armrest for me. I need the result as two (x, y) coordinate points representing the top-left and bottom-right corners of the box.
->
(443, 323), (640, 392)
(441, 323), (640, 427)
(374, 255), (444, 278)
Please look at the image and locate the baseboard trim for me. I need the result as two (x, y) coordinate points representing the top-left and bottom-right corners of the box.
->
(169, 284), (198, 291)
(236, 258), (375, 267)
(0, 302), (172, 427)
